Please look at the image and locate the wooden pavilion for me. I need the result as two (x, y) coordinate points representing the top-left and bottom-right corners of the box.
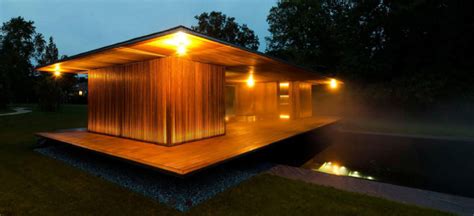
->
(36, 26), (341, 175)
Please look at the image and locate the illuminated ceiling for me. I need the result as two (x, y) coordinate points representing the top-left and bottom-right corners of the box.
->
(36, 26), (326, 83)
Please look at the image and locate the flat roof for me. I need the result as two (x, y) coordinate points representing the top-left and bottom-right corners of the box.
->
(36, 116), (339, 175)
(36, 26), (326, 83)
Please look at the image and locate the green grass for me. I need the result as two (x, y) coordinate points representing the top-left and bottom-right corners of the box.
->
(341, 117), (474, 138)
(0, 108), (14, 114)
(0, 105), (451, 215)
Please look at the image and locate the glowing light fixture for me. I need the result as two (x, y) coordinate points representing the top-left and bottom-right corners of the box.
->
(166, 31), (190, 56)
(177, 45), (186, 55)
(54, 65), (61, 77)
(246, 74), (255, 87)
(329, 78), (338, 89)
(78, 90), (83, 96)
(279, 114), (290, 119)
(279, 82), (289, 87)
(315, 162), (375, 180)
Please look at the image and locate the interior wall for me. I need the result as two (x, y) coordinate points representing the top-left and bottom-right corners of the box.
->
(88, 56), (225, 145)
(290, 82), (312, 118)
(234, 82), (279, 118)
(255, 82), (279, 117)
(278, 81), (313, 119)
(230, 81), (313, 120)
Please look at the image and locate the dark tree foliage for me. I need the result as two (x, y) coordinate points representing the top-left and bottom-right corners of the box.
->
(37, 36), (59, 66)
(36, 37), (66, 111)
(266, 0), (474, 110)
(35, 75), (62, 112)
(192, 11), (260, 50)
(0, 17), (76, 111)
(0, 17), (45, 107)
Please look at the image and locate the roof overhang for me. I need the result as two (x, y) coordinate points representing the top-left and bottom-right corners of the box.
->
(36, 26), (327, 83)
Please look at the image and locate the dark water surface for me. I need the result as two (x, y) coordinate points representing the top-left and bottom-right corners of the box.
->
(266, 126), (474, 198)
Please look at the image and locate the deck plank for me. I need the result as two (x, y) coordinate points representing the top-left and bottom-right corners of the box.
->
(36, 116), (339, 175)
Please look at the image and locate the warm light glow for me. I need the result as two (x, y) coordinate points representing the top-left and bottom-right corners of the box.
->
(246, 74), (255, 87)
(279, 114), (290, 119)
(166, 31), (190, 56)
(177, 45), (186, 55)
(315, 162), (375, 180)
(54, 64), (61, 77)
(349, 171), (361, 178)
(329, 78), (338, 89)
(279, 95), (289, 98)
(279, 82), (289, 87)
(78, 90), (83, 96)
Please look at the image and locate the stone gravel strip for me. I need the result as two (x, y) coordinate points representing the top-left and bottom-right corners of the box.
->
(36, 144), (273, 211)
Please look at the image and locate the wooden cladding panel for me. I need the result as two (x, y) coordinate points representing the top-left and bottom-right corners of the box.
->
(297, 82), (313, 118)
(254, 83), (278, 117)
(88, 68), (122, 136)
(88, 57), (225, 145)
(121, 61), (168, 144)
(167, 58), (226, 144)
(234, 82), (278, 118)
(235, 84), (255, 116)
(289, 82), (313, 118)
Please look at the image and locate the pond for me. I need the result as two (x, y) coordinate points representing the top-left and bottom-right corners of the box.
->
(263, 125), (474, 198)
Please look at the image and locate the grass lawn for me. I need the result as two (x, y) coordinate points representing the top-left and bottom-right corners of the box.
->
(0, 107), (14, 114)
(341, 117), (474, 139)
(0, 105), (451, 215)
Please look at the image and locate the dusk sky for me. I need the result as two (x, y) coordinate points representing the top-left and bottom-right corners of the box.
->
(0, 0), (276, 56)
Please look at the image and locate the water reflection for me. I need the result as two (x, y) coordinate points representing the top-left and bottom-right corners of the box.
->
(267, 126), (474, 198)
(313, 162), (375, 180)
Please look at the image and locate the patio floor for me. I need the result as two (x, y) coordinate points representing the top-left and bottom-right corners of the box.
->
(36, 116), (339, 175)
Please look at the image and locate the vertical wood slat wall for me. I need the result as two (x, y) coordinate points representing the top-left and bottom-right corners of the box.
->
(234, 82), (279, 117)
(254, 83), (278, 117)
(289, 82), (313, 118)
(235, 84), (255, 116)
(168, 58), (226, 144)
(88, 56), (225, 146)
(232, 81), (312, 119)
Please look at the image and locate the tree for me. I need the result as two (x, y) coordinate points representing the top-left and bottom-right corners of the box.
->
(0, 17), (46, 106)
(37, 36), (59, 66)
(57, 54), (78, 101)
(266, 0), (474, 111)
(35, 75), (62, 111)
(35, 38), (76, 111)
(266, 1), (360, 74)
(192, 11), (260, 50)
(0, 17), (76, 111)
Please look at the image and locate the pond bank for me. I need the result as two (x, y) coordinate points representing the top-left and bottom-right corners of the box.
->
(294, 128), (474, 198)
(268, 165), (474, 216)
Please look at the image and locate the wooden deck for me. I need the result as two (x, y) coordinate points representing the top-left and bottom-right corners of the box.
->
(36, 116), (339, 175)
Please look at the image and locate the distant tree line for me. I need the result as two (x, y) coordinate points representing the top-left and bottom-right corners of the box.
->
(0, 17), (77, 111)
(194, 2), (473, 112)
(2, 1), (472, 113)
(265, 0), (474, 111)
(192, 11), (260, 50)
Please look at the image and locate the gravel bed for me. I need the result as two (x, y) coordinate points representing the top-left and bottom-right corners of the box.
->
(35, 144), (273, 211)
